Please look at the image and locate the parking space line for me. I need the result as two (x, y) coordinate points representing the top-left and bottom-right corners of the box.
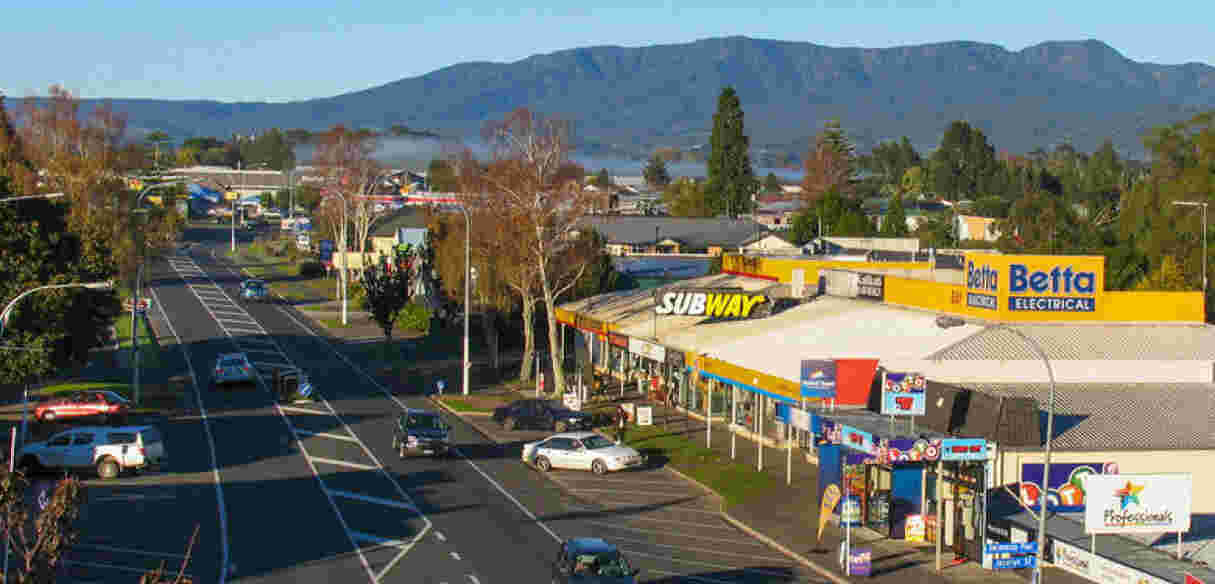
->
(328, 489), (419, 512)
(611, 515), (739, 530)
(582, 520), (774, 547)
(296, 429), (360, 443)
(234, 337), (276, 346)
(225, 327), (266, 335)
(63, 559), (191, 578)
(585, 500), (721, 514)
(554, 477), (697, 487)
(280, 405), (328, 415)
(72, 543), (189, 559)
(608, 535), (789, 562)
(561, 487), (707, 498)
(622, 548), (790, 577)
(310, 456), (378, 471)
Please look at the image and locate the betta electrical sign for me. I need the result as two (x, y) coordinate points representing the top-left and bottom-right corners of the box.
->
(964, 254), (1105, 318)
(654, 288), (769, 319)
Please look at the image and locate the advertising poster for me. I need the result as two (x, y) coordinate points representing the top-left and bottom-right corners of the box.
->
(839, 425), (877, 455)
(1021, 462), (1118, 512)
(940, 438), (988, 461)
(880, 372), (926, 416)
(818, 484), (841, 542)
(857, 273), (885, 301)
(841, 495), (862, 527)
(800, 359), (837, 398)
(1083, 474), (1192, 535)
(904, 514), (926, 543)
(848, 547), (872, 576)
(1053, 540), (1171, 584)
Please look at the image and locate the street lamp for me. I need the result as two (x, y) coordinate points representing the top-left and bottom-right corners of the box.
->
(936, 315), (1056, 582)
(1173, 201), (1209, 293)
(1, 281), (113, 444)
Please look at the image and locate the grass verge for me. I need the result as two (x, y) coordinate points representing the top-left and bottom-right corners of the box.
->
(435, 396), (500, 413)
(609, 423), (786, 508)
(112, 313), (163, 369)
(318, 317), (352, 329)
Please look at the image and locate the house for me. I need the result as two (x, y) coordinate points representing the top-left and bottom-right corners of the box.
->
(331, 207), (428, 271)
(740, 231), (798, 253)
(581, 216), (768, 257)
(955, 214), (1000, 242)
(752, 200), (801, 231)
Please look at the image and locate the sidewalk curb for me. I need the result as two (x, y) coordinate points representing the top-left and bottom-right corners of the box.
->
(429, 396), (500, 443)
(719, 511), (851, 584)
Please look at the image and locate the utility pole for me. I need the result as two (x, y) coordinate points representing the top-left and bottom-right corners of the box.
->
(231, 159), (240, 252)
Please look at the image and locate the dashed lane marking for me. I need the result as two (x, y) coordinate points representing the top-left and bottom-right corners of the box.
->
(327, 489), (419, 513)
(450, 552), (461, 561)
(435, 531), (446, 542)
(296, 429), (360, 443)
(622, 548), (793, 578)
(468, 575), (481, 584)
(610, 536), (790, 562)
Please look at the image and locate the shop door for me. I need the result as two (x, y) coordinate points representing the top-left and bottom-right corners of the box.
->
(951, 462), (984, 561)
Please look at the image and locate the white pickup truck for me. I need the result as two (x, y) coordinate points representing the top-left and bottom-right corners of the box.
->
(18, 425), (167, 479)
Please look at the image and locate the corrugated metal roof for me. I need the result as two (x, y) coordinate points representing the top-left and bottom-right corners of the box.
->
(583, 216), (767, 248)
(962, 382), (1215, 451)
(927, 324), (1215, 361)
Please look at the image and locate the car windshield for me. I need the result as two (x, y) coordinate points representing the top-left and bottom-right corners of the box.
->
(406, 414), (441, 430)
(575, 552), (631, 578)
(580, 436), (615, 450)
(247, 282), (264, 289)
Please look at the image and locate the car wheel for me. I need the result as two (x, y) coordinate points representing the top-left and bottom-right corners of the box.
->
(40, 411), (55, 423)
(592, 459), (607, 475)
(535, 455), (552, 472)
(503, 417), (516, 431)
(97, 458), (121, 480)
(554, 421), (568, 433)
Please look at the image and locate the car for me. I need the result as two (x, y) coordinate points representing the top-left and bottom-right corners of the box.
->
(212, 352), (254, 386)
(522, 432), (644, 475)
(492, 399), (592, 432)
(239, 278), (268, 302)
(551, 538), (640, 583)
(18, 425), (167, 480)
(33, 390), (131, 424)
(391, 409), (451, 458)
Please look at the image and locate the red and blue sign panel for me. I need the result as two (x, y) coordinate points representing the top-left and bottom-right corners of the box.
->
(880, 372), (926, 416)
(940, 438), (987, 461)
(839, 425), (876, 455)
(801, 359), (837, 398)
(1019, 461), (1117, 512)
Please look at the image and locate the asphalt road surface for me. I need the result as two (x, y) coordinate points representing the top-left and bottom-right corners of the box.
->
(144, 225), (825, 584)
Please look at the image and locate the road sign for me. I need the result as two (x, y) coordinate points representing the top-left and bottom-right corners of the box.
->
(987, 542), (1037, 554)
(123, 298), (152, 312)
(993, 556), (1036, 570)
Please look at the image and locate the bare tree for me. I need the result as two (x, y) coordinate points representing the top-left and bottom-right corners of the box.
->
(0, 472), (87, 584)
(481, 108), (596, 395)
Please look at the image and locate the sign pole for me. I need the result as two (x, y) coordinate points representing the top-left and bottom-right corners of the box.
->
(1091, 534), (1096, 557)
(731, 385), (737, 460)
(935, 459), (944, 572)
(786, 414), (793, 485)
(1178, 532), (1183, 560)
(757, 395), (764, 472)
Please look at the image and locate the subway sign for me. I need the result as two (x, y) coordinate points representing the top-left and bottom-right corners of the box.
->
(964, 254), (1104, 315)
(654, 288), (769, 319)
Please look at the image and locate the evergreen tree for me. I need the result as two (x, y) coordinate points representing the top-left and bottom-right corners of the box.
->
(881, 192), (909, 236)
(705, 87), (756, 217)
(642, 154), (671, 188)
(763, 172), (782, 193)
(593, 168), (612, 188)
(931, 121), (998, 201)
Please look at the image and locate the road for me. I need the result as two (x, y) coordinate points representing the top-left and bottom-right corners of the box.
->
(142, 225), (822, 583)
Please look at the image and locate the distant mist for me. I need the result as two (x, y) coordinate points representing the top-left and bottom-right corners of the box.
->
(296, 135), (804, 181)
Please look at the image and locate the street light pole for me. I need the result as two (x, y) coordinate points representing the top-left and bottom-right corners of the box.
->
(937, 317), (1055, 581)
(461, 205), (471, 396)
(1173, 200), (1209, 293)
(232, 160), (241, 253)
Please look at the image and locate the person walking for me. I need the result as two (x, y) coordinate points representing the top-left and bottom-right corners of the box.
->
(614, 404), (630, 444)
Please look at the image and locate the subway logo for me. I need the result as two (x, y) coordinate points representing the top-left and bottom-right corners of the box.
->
(654, 291), (768, 318)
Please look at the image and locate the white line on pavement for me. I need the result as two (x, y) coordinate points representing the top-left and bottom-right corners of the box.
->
(621, 548), (786, 576)
(147, 279), (230, 584)
(467, 575), (481, 584)
(582, 520), (775, 547)
(610, 535), (789, 562)
(327, 489), (418, 512)
(349, 530), (408, 548)
(310, 457), (378, 471)
(295, 429), (360, 442)
(607, 515), (738, 531)
(586, 500), (720, 514)
(280, 405), (328, 415)
(435, 531), (446, 542)
(450, 552), (461, 561)
(560, 487), (707, 498)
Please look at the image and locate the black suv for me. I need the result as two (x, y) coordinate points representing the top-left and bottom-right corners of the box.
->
(392, 409), (451, 457)
(492, 399), (592, 432)
(552, 538), (639, 583)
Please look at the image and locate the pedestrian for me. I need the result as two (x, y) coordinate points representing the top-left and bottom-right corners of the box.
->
(615, 404), (630, 444)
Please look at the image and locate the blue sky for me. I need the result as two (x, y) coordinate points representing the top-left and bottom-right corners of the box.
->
(5, 0), (1213, 102)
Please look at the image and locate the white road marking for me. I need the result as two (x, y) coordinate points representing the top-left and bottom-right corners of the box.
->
(63, 559), (191, 578)
(147, 278), (230, 584)
(582, 520), (774, 546)
(586, 499), (720, 514)
(274, 302), (566, 545)
(280, 405), (328, 415)
(234, 337), (276, 346)
(607, 515), (738, 530)
(468, 575), (481, 584)
(622, 548), (791, 577)
(435, 531), (446, 542)
(560, 487), (705, 498)
(71, 543), (188, 559)
(295, 429), (360, 443)
(610, 535), (788, 562)
(310, 457), (378, 471)
(327, 489), (418, 512)
(451, 551), (461, 561)
(349, 530), (408, 548)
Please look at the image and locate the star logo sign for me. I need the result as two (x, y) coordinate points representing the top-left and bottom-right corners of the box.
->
(1114, 481), (1144, 509)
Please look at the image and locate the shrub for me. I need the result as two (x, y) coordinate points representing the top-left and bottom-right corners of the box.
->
(348, 281), (367, 306)
(299, 261), (326, 278)
(398, 302), (431, 333)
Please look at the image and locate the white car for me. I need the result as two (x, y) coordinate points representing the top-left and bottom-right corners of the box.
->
(522, 431), (644, 475)
(18, 425), (167, 479)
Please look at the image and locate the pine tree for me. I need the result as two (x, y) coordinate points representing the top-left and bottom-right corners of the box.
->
(882, 192), (909, 236)
(643, 154), (670, 188)
(705, 87), (756, 218)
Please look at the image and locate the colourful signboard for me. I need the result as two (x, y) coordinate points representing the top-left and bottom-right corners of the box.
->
(1021, 462), (1118, 512)
(847, 547), (872, 576)
(964, 253), (1106, 320)
(940, 438), (988, 461)
(654, 288), (769, 318)
(839, 425), (876, 455)
(800, 359), (837, 398)
(818, 484), (841, 543)
(1083, 474), (1192, 535)
(880, 372), (926, 416)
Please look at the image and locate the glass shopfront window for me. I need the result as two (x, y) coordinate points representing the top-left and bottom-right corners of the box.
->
(734, 390), (756, 426)
(709, 380), (729, 417)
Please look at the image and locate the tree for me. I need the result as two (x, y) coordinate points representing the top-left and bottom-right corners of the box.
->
(427, 158), (459, 192)
(705, 87), (756, 217)
(762, 172), (782, 193)
(788, 208), (819, 246)
(643, 155), (671, 188)
(1135, 255), (1188, 290)
(880, 192), (909, 236)
(662, 177), (713, 217)
(801, 119), (856, 203)
(930, 121), (999, 201)
(900, 166), (927, 196)
(0, 472), (86, 584)
(593, 168), (612, 188)
(481, 108), (597, 395)
(865, 137), (921, 188)
(361, 245), (416, 344)
(241, 128), (295, 171)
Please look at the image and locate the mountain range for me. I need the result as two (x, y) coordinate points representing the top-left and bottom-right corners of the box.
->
(57, 37), (1215, 160)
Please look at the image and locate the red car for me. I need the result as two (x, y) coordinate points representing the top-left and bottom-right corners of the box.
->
(34, 391), (131, 424)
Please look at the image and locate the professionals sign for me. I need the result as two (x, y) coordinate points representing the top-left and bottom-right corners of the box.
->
(800, 359), (837, 398)
(857, 273), (885, 301)
(964, 253), (1105, 318)
(654, 288), (769, 319)
(1083, 474), (1192, 534)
